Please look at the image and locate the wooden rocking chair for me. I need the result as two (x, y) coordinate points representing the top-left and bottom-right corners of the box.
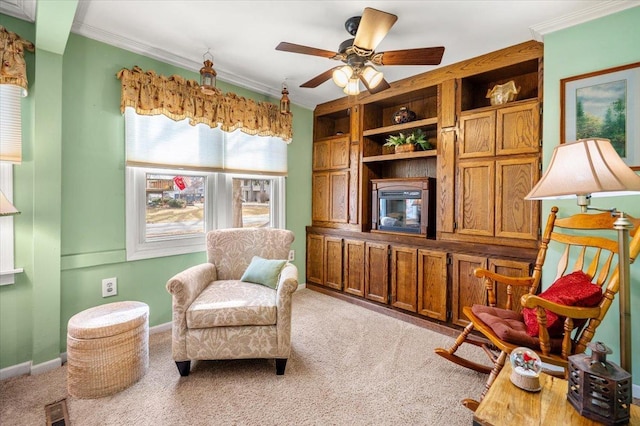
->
(435, 206), (640, 411)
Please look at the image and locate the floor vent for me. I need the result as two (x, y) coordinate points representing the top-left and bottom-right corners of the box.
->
(45, 399), (70, 426)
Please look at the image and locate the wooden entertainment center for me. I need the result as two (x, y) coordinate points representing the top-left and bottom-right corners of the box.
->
(306, 40), (543, 330)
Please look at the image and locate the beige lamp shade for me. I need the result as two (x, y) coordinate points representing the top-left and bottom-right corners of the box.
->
(525, 138), (640, 202)
(0, 189), (20, 216)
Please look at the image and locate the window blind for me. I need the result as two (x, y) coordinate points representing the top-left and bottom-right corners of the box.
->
(0, 85), (23, 164)
(125, 107), (287, 175)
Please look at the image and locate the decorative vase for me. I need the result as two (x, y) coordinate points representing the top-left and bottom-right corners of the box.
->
(392, 107), (416, 124)
(395, 144), (416, 153)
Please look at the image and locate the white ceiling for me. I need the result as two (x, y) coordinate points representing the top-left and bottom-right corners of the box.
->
(2, 0), (638, 109)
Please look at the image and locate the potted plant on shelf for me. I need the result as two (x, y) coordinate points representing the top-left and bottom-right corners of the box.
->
(384, 129), (433, 153)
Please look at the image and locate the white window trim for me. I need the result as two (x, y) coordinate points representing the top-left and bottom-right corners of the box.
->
(0, 163), (23, 285)
(125, 167), (215, 261)
(125, 168), (286, 261)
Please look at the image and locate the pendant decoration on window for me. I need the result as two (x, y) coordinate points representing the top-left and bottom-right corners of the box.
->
(173, 176), (186, 191)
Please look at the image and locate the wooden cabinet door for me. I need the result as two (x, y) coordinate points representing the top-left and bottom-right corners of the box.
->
(343, 239), (365, 297)
(313, 135), (349, 170)
(365, 242), (388, 304)
(490, 258), (531, 313)
(312, 140), (330, 170)
(417, 249), (448, 321)
(329, 171), (349, 223)
(459, 110), (495, 159)
(495, 157), (540, 241)
(324, 237), (343, 290)
(329, 136), (350, 169)
(456, 160), (495, 237)
(306, 234), (324, 285)
(312, 172), (329, 222)
(451, 253), (487, 327)
(496, 101), (540, 156)
(391, 246), (418, 312)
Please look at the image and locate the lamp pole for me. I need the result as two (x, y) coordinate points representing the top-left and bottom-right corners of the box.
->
(614, 212), (632, 373)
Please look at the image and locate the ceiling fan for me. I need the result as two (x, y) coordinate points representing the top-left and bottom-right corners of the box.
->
(276, 7), (445, 96)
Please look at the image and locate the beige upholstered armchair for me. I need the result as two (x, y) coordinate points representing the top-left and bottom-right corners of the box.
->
(166, 228), (298, 376)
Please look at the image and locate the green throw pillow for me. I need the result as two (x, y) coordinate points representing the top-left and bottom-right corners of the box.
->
(240, 256), (287, 289)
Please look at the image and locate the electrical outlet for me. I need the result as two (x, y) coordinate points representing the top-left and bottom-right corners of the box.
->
(102, 277), (117, 297)
(288, 250), (295, 261)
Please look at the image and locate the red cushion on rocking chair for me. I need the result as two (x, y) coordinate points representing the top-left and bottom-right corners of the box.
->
(522, 271), (602, 337)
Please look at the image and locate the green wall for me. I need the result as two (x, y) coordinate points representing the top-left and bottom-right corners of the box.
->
(542, 6), (640, 382)
(0, 14), (313, 370)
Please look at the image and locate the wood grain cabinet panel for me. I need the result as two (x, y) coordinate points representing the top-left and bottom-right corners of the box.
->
(451, 253), (487, 327)
(495, 157), (539, 241)
(496, 102), (540, 156)
(329, 171), (349, 223)
(311, 172), (329, 222)
(312, 135), (350, 171)
(306, 234), (324, 286)
(343, 239), (365, 297)
(417, 250), (448, 321)
(459, 111), (496, 158)
(365, 242), (389, 304)
(391, 246), (418, 312)
(457, 160), (495, 237)
(324, 237), (343, 290)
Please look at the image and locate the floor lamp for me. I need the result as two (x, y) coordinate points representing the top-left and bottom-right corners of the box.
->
(525, 138), (640, 374)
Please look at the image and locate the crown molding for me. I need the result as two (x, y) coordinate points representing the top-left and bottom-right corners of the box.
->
(0, 0), (36, 22)
(530, 0), (639, 41)
(70, 7), (315, 110)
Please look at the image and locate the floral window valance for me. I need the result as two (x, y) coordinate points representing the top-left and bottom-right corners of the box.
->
(0, 25), (35, 94)
(117, 66), (293, 143)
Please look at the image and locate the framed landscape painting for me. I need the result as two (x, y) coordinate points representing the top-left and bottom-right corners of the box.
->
(561, 62), (640, 170)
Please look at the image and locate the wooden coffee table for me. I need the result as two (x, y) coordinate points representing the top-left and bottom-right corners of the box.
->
(473, 362), (639, 425)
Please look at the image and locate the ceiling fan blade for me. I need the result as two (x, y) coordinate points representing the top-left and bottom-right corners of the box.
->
(360, 75), (390, 95)
(353, 7), (398, 52)
(376, 47), (445, 66)
(301, 68), (339, 88)
(276, 42), (338, 59)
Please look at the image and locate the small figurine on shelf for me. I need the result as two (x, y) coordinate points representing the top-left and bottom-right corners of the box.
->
(486, 80), (520, 106)
(392, 107), (416, 124)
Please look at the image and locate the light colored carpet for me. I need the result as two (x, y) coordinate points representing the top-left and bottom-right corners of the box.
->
(0, 288), (490, 425)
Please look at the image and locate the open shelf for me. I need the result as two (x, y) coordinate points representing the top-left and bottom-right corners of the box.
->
(363, 117), (438, 138)
(362, 149), (437, 163)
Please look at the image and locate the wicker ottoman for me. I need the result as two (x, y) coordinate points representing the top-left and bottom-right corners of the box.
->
(67, 301), (149, 398)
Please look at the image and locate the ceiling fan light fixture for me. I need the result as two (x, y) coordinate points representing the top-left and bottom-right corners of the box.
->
(343, 77), (360, 96)
(199, 49), (217, 95)
(332, 65), (353, 88)
(361, 65), (383, 89)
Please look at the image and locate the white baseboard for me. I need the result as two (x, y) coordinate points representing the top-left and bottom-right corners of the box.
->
(30, 357), (61, 376)
(635, 383), (639, 399)
(0, 361), (31, 381)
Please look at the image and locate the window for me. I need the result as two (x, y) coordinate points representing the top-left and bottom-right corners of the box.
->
(125, 109), (287, 260)
(0, 84), (24, 285)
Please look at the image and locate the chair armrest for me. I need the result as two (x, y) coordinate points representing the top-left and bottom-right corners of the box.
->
(474, 268), (534, 287)
(275, 263), (298, 354)
(276, 263), (299, 303)
(520, 294), (601, 320)
(166, 263), (217, 312)
(474, 268), (534, 310)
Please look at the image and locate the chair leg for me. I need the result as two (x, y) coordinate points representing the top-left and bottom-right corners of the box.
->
(176, 360), (191, 376)
(275, 358), (287, 375)
(434, 322), (493, 374)
(461, 350), (508, 412)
